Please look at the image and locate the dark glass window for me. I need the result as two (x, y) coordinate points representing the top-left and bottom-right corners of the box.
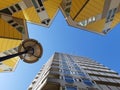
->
(10, 6), (16, 12)
(66, 86), (77, 90)
(12, 23), (18, 27)
(47, 19), (50, 23)
(8, 20), (14, 24)
(66, 2), (71, 6)
(103, 28), (111, 34)
(37, 9), (40, 12)
(64, 76), (74, 83)
(107, 10), (112, 19)
(15, 4), (21, 10)
(111, 8), (117, 17)
(41, 7), (45, 11)
(37, 0), (43, 7)
(65, 8), (70, 13)
(17, 26), (24, 34)
(82, 78), (93, 86)
(106, 8), (117, 23)
(0, 8), (12, 15)
(31, 0), (38, 8)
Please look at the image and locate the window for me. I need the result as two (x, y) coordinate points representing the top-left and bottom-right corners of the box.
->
(10, 6), (16, 12)
(78, 17), (96, 26)
(31, 0), (39, 8)
(106, 8), (117, 23)
(102, 28), (111, 34)
(4, 68), (12, 71)
(37, 9), (40, 12)
(41, 19), (50, 25)
(28, 87), (32, 90)
(75, 66), (80, 71)
(12, 23), (18, 27)
(66, 86), (77, 90)
(0, 8), (12, 15)
(78, 72), (86, 77)
(15, 4), (21, 10)
(63, 65), (69, 69)
(17, 26), (24, 34)
(82, 78), (93, 86)
(64, 76), (74, 83)
(37, 0), (43, 7)
(63, 69), (71, 74)
(66, 2), (71, 6)
(41, 7), (45, 11)
(62, 61), (67, 65)
(65, 8), (70, 14)
(8, 20), (14, 24)
(4, 51), (10, 56)
(32, 81), (36, 84)
(112, 8), (117, 18)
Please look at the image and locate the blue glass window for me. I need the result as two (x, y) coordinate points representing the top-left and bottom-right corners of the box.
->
(62, 62), (67, 65)
(64, 76), (74, 83)
(66, 86), (77, 90)
(78, 72), (86, 77)
(63, 69), (71, 74)
(75, 66), (80, 71)
(82, 78), (93, 86)
(63, 65), (69, 69)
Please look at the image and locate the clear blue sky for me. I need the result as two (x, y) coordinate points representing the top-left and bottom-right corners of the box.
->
(0, 11), (120, 90)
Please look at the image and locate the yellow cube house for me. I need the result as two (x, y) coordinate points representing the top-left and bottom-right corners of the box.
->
(60, 0), (120, 35)
(0, 0), (61, 72)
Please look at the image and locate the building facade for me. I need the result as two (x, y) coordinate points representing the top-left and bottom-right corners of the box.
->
(60, 0), (120, 35)
(0, 0), (61, 27)
(28, 52), (120, 90)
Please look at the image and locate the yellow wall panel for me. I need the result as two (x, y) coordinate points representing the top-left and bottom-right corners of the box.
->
(3, 57), (19, 68)
(0, 19), (22, 39)
(12, 11), (26, 20)
(0, 0), (22, 9)
(86, 19), (105, 33)
(74, 0), (105, 22)
(13, 7), (41, 24)
(22, 7), (41, 24)
(43, 0), (61, 19)
(0, 69), (3, 72)
(0, 38), (21, 52)
(70, 0), (87, 19)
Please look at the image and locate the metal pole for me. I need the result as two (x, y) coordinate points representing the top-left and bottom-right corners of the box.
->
(0, 50), (27, 62)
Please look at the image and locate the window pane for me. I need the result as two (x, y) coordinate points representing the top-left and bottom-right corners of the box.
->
(66, 86), (77, 90)
(0, 8), (12, 15)
(31, 0), (38, 8)
(65, 76), (74, 83)
(82, 79), (93, 86)
(78, 72), (86, 77)
(15, 4), (21, 10)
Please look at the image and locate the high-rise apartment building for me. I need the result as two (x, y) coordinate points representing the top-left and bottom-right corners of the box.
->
(60, 0), (120, 35)
(28, 52), (120, 90)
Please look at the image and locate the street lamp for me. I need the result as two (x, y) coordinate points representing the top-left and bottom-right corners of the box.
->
(0, 39), (43, 63)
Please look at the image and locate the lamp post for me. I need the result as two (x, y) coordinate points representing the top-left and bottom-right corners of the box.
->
(0, 39), (43, 63)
